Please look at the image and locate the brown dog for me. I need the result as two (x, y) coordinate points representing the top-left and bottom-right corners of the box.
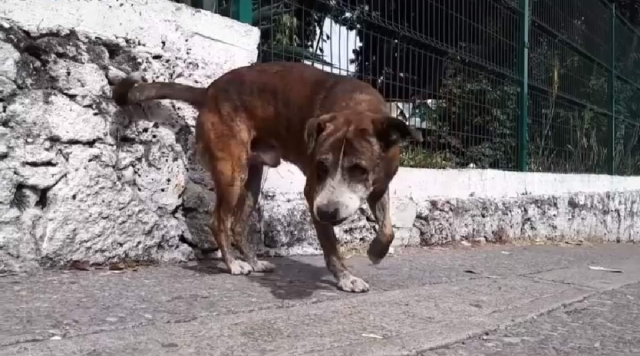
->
(112, 62), (421, 293)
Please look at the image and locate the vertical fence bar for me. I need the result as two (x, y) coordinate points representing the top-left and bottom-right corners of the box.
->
(517, 0), (530, 172)
(232, 0), (252, 24)
(202, 0), (217, 12)
(607, 4), (616, 175)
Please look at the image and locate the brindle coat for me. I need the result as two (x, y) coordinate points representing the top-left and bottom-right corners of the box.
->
(112, 61), (421, 293)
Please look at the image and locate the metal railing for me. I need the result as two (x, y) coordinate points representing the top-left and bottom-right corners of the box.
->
(177, 0), (640, 176)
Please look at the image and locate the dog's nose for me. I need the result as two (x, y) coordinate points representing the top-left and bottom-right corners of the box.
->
(316, 206), (340, 224)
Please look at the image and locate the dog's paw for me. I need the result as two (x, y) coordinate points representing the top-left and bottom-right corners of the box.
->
(252, 260), (276, 273)
(367, 237), (390, 265)
(337, 274), (370, 293)
(228, 260), (253, 275)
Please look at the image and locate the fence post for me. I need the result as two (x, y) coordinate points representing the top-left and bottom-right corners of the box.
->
(607, 4), (616, 175)
(517, 0), (529, 172)
(232, 0), (252, 24)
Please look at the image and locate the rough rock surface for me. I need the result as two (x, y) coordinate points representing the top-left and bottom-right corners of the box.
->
(0, 0), (259, 273)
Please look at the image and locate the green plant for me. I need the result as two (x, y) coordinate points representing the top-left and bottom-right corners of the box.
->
(399, 144), (455, 169)
(251, 0), (333, 65)
(409, 60), (518, 170)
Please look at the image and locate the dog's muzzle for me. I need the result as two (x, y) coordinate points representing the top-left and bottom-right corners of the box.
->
(315, 205), (349, 226)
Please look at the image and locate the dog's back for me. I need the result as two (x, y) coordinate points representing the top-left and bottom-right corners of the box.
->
(201, 62), (389, 163)
(206, 62), (387, 120)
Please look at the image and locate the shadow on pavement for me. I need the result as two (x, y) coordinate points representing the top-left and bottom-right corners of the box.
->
(181, 255), (338, 300)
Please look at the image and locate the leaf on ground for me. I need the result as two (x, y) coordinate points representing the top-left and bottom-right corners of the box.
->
(109, 263), (125, 271)
(464, 269), (500, 279)
(588, 266), (623, 273)
(125, 261), (139, 271)
(362, 333), (384, 339)
(69, 260), (91, 271)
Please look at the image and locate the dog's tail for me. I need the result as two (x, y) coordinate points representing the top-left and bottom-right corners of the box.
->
(112, 75), (207, 109)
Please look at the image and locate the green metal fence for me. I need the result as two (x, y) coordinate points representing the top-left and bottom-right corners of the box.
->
(176, 0), (640, 176)
(172, 0), (252, 22)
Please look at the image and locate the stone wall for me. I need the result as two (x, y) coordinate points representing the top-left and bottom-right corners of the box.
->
(1, 0), (639, 275)
(0, 0), (259, 273)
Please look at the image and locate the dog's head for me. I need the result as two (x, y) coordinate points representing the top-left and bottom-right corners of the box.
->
(305, 111), (422, 226)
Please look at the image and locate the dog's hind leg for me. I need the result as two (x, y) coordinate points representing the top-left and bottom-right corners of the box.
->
(231, 163), (275, 273)
(208, 157), (254, 275)
(198, 113), (254, 275)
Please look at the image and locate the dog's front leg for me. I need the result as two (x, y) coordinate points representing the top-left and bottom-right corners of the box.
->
(304, 182), (370, 292)
(310, 219), (370, 293)
(366, 189), (394, 264)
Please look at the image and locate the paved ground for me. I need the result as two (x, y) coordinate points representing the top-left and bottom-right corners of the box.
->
(1, 243), (640, 356)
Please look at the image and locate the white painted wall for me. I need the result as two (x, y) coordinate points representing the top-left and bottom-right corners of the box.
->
(262, 162), (640, 199)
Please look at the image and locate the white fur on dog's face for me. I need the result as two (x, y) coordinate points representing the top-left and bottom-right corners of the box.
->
(313, 162), (370, 225)
(312, 137), (374, 225)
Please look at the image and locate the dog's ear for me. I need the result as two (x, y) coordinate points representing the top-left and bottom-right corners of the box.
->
(304, 117), (322, 154)
(374, 116), (423, 151)
(304, 114), (333, 154)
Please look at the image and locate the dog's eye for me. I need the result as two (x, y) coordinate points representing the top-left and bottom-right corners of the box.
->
(316, 161), (329, 181)
(347, 164), (368, 180)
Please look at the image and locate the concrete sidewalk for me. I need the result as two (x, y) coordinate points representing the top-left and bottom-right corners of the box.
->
(1, 243), (640, 356)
